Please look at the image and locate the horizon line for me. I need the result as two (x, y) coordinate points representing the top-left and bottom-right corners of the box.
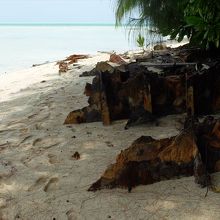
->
(0, 22), (120, 27)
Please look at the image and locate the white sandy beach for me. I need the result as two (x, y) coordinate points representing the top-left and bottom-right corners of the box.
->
(1, 53), (220, 220)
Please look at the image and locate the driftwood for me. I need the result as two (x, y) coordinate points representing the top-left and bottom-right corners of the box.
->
(88, 116), (220, 191)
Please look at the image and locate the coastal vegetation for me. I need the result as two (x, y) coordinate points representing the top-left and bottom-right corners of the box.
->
(136, 33), (145, 51)
(115, 0), (220, 49)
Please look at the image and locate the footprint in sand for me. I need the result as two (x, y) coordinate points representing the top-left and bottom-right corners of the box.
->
(48, 102), (55, 108)
(19, 128), (29, 134)
(43, 177), (59, 192)
(28, 113), (38, 119)
(35, 124), (41, 130)
(32, 137), (59, 149)
(27, 176), (48, 192)
(48, 154), (59, 164)
(20, 156), (32, 167)
(19, 135), (32, 145)
(66, 209), (77, 220)
(33, 138), (42, 146)
(0, 160), (17, 181)
(0, 210), (8, 220)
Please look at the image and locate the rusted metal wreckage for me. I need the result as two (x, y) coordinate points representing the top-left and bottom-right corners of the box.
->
(88, 116), (220, 191)
(64, 48), (220, 191)
(64, 50), (220, 128)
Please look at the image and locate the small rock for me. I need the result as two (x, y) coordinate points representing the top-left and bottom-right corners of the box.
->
(72, 152), (80, 160)
(211, 172), (220, 192)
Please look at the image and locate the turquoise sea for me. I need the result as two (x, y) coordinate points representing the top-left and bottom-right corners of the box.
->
(0, 24), (162, 73)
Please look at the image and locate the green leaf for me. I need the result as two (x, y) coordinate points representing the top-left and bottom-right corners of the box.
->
(136, 34), (145, 48)
(185, 16), (204, 26)
(177, 30), (185, 42)
(170, 29), (179, 39)
(216, 39), (220, 48)
(203, 30), (209, 39)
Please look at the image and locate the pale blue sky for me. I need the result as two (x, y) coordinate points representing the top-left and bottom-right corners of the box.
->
(0, 0), (116, 23)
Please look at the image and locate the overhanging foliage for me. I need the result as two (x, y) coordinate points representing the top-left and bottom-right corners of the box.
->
(115, 0), (220, 48)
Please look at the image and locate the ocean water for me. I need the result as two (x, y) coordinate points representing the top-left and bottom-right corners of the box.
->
(0, 24), (162, 73)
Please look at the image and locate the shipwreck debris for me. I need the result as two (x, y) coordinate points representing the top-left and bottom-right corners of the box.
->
(80, 68), (97, 77)
(64, 48), (220, 128)
(109, 53), (126, 65)
(58, 61), (69, 73)
(63, 54), (89, 64)
(88, 116), (220, 191)
(57, 54), (89, 73)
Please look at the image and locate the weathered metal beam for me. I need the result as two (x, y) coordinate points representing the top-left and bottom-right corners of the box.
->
(140, 62), (197, 67)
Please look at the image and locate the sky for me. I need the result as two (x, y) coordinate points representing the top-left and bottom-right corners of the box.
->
(0, 0), (116, 24)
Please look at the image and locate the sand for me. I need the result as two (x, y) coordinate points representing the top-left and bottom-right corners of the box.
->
(1, 53), (220, 220)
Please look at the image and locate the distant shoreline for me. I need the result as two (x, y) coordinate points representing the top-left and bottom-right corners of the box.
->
(0, 23), (117, 27)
